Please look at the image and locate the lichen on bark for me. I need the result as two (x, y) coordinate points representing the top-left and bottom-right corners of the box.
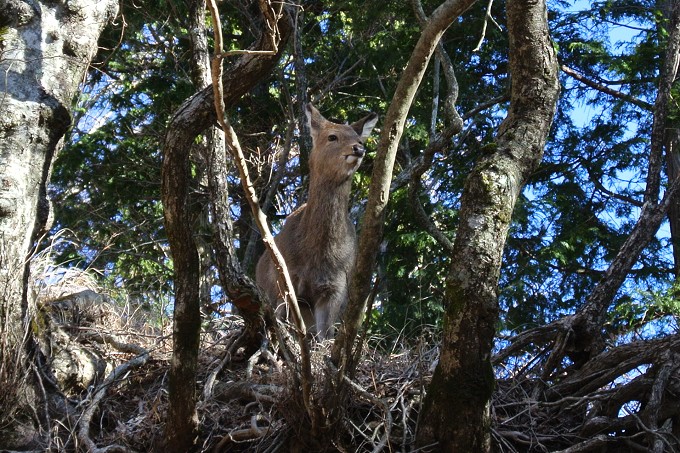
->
(0, 0), (119, 446)
(416, 0), (560, 450)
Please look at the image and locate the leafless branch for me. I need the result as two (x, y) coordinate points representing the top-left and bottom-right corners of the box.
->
(77, 337), (149, 453)
(561, 65), (653, 111)
(344, 375), (393, 453)
(472, 0), (502, 52)
(206, 0), (317, 431)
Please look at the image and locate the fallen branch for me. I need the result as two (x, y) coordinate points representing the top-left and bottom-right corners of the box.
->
(77, 339), (149, 453)
(212, 414), (271, 451)
(211, 381), (282, 405)
(549, 434), (610, 453)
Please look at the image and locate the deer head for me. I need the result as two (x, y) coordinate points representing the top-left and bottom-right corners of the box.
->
(305, 103), (379, 184)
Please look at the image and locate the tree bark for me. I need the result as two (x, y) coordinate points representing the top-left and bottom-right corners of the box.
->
(666, 128), (680, 275)
(161, 5), (292, 450)
(660, 2), (680, 275)
(0, 0), (118, 445)
(416, 0), (560, 450)
(644, 0), (680, 205)
(0, 0), (117, 319)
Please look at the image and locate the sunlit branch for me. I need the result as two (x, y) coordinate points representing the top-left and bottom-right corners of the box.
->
(206, 0), (318, 432)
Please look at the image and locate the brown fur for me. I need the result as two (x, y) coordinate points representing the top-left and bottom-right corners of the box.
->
(255, 103), (378, 339)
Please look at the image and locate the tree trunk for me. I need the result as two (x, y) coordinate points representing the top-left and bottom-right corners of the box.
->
(416, 0), (560, 450)
(161, 5), (292, 450)
(0, 0), (118, 445)
(666, 128), (680, 275)
(661, 2), (680, 275)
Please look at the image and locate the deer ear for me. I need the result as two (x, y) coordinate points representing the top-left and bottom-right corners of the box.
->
(351, 112), (379, 140)
(305, 103), (327, 147)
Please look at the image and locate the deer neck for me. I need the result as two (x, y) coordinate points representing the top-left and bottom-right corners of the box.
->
(301, 177), (353, 239)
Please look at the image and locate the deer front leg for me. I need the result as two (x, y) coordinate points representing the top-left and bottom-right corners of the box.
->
(313, 282), (348, 341)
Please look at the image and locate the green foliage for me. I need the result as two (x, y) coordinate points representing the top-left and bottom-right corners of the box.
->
(49, 0), (197, 301)
(369, 188), (452, 338)
(608, 283), (680, 336)
(46, 0), (679, 341)
(497, 0), (676, 334)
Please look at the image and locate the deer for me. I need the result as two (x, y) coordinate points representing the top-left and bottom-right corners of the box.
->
(255, 103), (378, 340)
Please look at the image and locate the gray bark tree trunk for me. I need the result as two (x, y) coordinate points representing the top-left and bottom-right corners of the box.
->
(416, 0), (560, 450)
(0, 0), (118, 446)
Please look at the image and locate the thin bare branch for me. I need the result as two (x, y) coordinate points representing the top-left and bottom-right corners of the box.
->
(472, 0), (501, 52)
(205, 0), (317, 431)
(561, 65), (653, 111)
(334, 0), (478, 373)
(77, 339), (149, 453)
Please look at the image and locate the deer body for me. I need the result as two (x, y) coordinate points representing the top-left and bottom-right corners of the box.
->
(256, 104), (378, 340)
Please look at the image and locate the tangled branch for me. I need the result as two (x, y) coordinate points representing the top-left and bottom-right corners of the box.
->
(205, 0), (317, 432)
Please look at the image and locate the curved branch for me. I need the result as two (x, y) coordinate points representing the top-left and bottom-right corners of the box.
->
(506, 3), (680, 382)
(332, 0), (478, 373)
(162, 3), (292, 326)
(77, 340), (149, 453)
(497, 174), (680, 377)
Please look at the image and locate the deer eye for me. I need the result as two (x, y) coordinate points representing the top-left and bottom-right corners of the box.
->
(328, 134), (338, 142)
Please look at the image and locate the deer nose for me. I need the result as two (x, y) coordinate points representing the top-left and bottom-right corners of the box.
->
(352, 144), (365, 157)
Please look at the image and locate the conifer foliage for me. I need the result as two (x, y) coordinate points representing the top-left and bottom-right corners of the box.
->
(2, 0), (680, 451)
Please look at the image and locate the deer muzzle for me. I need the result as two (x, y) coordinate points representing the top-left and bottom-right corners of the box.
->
(352, 144), (365, 158)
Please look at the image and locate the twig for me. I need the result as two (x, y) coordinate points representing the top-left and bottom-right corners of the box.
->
(343, 375), (393, 453)
(77, 339), (149, 453)
(246, 343), (282, 379)
(551, 434), (631, 453)
(206, 0), (303, 339)
(205, 0), (317, 433)
(472, 0), (501, 52)
(221, 49), (277, 57)
(462, 93), (509, 120)
(404, 118), (466, 254)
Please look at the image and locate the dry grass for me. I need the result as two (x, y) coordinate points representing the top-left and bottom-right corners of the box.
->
(116, 325), (436, 452)
(28, 310), (438, 452)
(4, 233), (435, 451)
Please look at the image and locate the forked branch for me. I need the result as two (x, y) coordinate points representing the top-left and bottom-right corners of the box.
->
(205, 0), (317, 431)
(333, 0), (478, 374)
